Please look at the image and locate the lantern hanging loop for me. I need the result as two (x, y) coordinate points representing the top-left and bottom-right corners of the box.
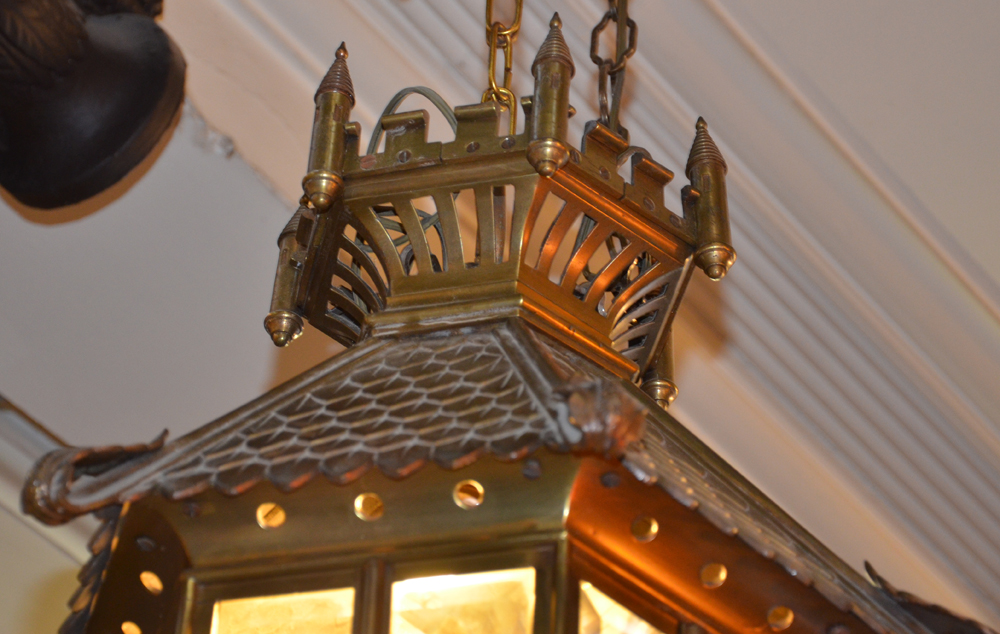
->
(589, 0), (637, 139)
(482, 0), (523, 136)
(366, 86), (458, 155)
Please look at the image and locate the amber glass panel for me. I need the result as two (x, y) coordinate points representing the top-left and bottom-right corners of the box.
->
(579, 582), (666, 634)
(391, 567), (536, 634)
(210, 587), (355, 634)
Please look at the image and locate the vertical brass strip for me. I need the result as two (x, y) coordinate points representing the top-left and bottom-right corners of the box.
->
(392, 197), (435, 275)
(582, 242), (643, 308)
(353, 204), (407, 283)
(432, 191), (465, 272)
(536, 203), (583, 278)
(356, 558), (389, 634)
(475, 185), (499, 266)
(559, 224), (614, 294)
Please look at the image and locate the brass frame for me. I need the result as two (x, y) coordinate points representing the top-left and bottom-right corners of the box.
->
(266, 17), (735, 397)
(85, 451), (880, 634)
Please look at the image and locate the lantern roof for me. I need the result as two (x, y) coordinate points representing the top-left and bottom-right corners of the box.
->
(25, 319), (934, 634)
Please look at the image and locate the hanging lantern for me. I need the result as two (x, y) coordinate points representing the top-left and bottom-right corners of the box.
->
(21, 4), (955, 634)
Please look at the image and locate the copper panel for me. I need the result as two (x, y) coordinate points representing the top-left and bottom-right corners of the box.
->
(566, 457), (876, 634)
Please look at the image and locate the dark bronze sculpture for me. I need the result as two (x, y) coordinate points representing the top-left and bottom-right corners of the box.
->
(0, 0), (184, 208)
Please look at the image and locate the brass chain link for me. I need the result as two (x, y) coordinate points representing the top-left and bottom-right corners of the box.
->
(482, 0), (522, 136)
(590, 0), (637, 139)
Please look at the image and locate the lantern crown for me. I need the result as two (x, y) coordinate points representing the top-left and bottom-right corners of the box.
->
(266, 18), (736, 394)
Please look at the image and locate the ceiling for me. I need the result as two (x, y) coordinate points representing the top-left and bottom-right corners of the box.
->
(2, 0), (999, 630)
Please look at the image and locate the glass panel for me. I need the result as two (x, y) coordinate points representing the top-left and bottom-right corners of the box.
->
(579, 582), (666, 634)
(210, 586), (355, 634)
(391, 567), (536, 634)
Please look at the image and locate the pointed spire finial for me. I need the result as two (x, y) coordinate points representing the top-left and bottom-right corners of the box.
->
(316, 42), (355, 105)
(686, 116), (727, 179)
(532, 12), (575, 77)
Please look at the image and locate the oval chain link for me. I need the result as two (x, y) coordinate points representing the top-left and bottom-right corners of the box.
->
(482, 0), (522, 136)
(590, 0), (637, 138)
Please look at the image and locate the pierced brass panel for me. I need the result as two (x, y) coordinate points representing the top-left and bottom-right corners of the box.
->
(300, 102), (695, 380)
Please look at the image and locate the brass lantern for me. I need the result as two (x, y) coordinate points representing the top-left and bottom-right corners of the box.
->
(21, 5), (960, 634)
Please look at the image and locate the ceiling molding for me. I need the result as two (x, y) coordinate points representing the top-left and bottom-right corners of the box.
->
(0, 399), (96, 565)
(150, 0), (1000, 625)
(703, 0), (1000, 325)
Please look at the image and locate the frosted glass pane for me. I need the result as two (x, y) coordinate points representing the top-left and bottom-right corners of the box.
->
(579, 582), (666, 634)
(391, 567), (536, 634)
(210, 586), (354, 634)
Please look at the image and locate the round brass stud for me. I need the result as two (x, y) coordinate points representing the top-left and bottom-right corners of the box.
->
(466, 141), (480, 153)
(699, 563), (727, 589)
(630, 515), (659, 542)
(768, 606), (794, 631)
(354, 493), (385, 521)
(140, 571), (163, 596)
(122, 622), (142, 634)
(453, 479), (485, 509)
(255, 502), (286, 529)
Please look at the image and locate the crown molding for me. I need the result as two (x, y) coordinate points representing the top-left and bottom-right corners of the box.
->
(0, 399), (97, 565)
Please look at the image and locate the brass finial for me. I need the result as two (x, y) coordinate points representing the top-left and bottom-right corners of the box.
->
(315, 42), (355, 105)
(685, 117), (727, 179)
(685, 117), (736, 281)
(532, 12), (575, 78)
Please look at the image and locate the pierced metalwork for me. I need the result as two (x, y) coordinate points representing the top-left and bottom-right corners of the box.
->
(264, 10), (735, 398)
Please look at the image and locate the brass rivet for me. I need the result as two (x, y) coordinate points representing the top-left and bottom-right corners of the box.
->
(354, 493), (384, 521)
(453, 479), (485, 509)
(397, 149), (411, 163)
(140, 571), (163, 596)
(466, 141), (480, 153)
(255, 502), (286, 529)
(768, 606), (794, 631)
(360, 155), (377, 170)
(699, 563), (727, 589)
(122, 622), (142, 634)
(599, 166), (611, 180)
(501, 137), (516, 150)
(643, 197), (655, 212)
(630, 515), (659, 542)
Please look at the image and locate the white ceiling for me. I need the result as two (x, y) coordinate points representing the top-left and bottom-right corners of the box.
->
(2, 0), (999, 630)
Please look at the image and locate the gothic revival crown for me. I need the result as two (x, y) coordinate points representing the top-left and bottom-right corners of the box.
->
(265, 18), (735, 401)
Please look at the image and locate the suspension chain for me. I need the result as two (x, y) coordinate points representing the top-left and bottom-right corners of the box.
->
(590, 0), (637, 140)
(482, 0), (522, 136)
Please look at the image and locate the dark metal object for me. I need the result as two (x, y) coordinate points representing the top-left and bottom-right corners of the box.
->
(589, 0), (636, 140)
(0, 0), (185, 208)
(866, 563), (999, 634)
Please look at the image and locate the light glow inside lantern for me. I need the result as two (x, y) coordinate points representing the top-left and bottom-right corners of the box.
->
(579, 582), (667, 634)
(391, 568), (537, 634)
(209, 586), (355, 634)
